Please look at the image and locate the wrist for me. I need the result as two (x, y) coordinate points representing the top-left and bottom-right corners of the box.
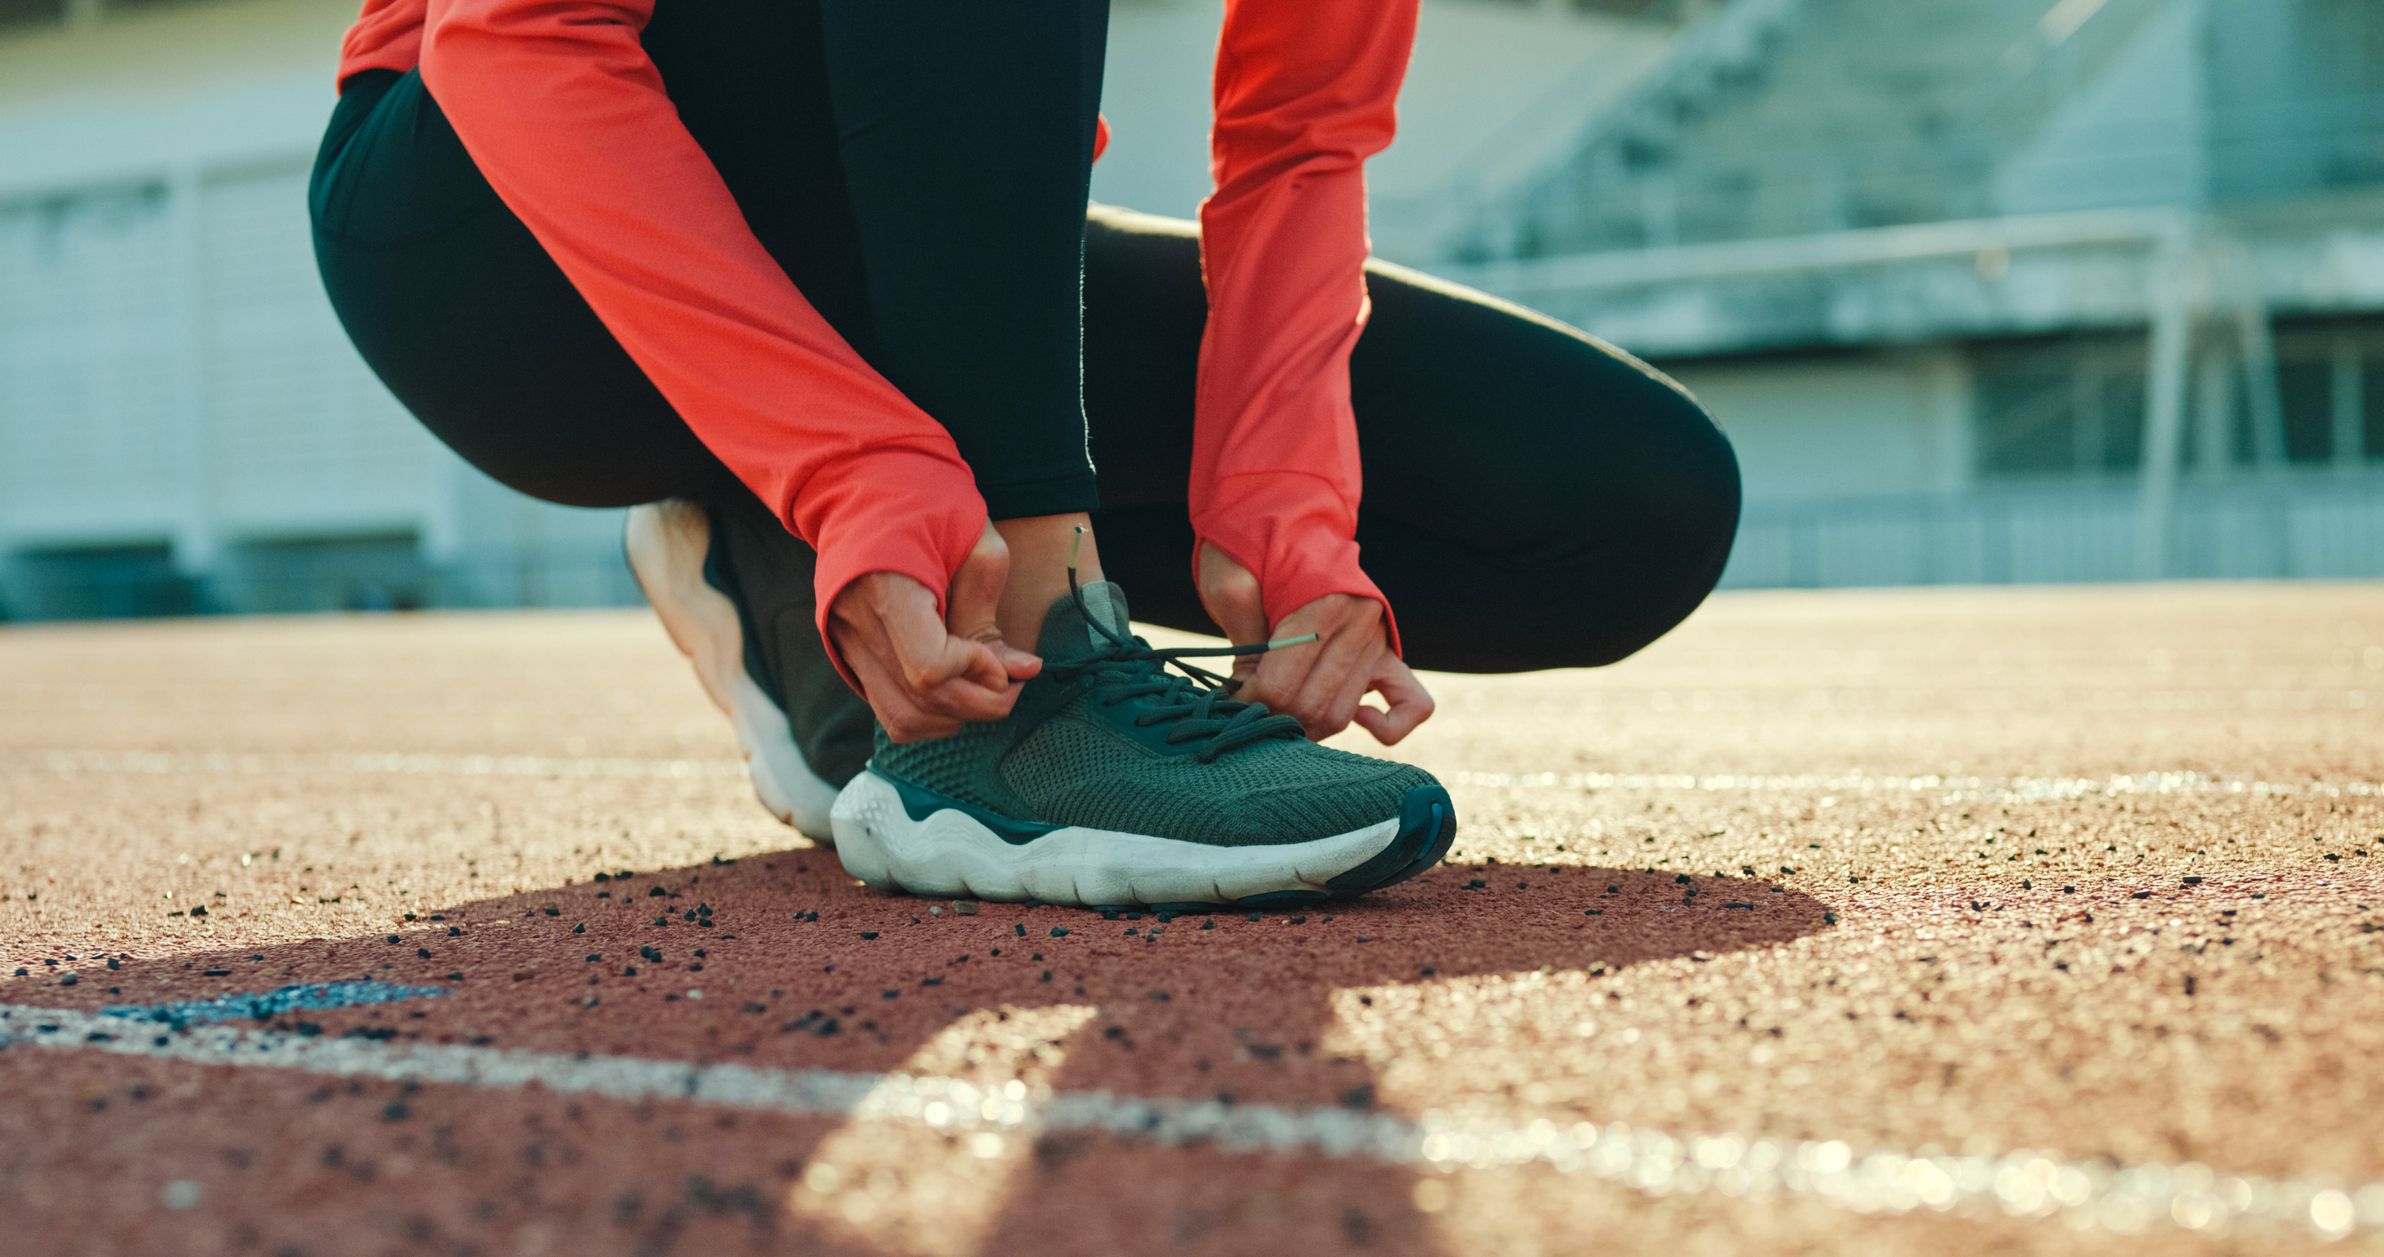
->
(1189, 521), (1399, 658)
(794, 448), (988, 692)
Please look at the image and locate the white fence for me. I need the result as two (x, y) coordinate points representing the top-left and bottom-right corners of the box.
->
(1724, 472), (2384, 588)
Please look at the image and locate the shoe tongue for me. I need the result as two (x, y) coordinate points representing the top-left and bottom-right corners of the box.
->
(1036, 580), (1132, 656)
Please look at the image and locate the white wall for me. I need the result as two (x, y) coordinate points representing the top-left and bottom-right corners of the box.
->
(1666, 348), (1972, 504)
(0, 0), (620, 578)
(0, 0), (347, 197)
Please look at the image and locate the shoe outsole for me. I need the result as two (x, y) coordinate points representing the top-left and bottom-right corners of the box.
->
(829, 770), (1457, 909)
(624, 502), (840, 842)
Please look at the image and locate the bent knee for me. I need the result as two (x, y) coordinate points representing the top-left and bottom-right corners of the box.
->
(1664, 390), (1742, 570)
(1524, 391), (1740, 669)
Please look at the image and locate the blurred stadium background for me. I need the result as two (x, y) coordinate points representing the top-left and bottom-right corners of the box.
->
(1, 0), (2379, 622)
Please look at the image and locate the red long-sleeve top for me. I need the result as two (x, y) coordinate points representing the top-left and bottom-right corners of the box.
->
(339, 0), (1416, 681)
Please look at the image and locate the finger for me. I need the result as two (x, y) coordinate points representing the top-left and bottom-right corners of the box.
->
(1243, 622), (1324, 715)
(953, 631), (1011, 693)
(850, 598), (1001, 724)
(989, 640), (1044, 682)
(842, 637), (938, 740)
(946, 524), (1012, 647)
(1196, 544), (1269, 646)
(947, 524), (1041, 685)
(905, 632), (1014, 715)
(883, 593), (973, 693)
(1351, 659), (1435, 746)
(1285, 623), (1375, 738)
(1322, 644), (1377, 737)
(1259, 598), (1375, 732)
(1238, 645), (1298, 713)
(1238, 598), (1326, 711)
(859, 577), (1025, 726)
(917, 655), (1025, 724)
(856, 655), (961, 743)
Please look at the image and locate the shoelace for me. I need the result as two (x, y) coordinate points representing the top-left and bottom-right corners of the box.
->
(1042, 530), (1311, 764)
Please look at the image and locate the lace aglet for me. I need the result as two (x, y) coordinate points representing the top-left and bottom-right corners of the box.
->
(1262, 631), (1319, 651)
(1065, 524), (1089, 606)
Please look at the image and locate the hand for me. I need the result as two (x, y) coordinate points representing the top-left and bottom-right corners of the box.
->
(828, 521), (1042, 742)
(1195, 543), (1434, 745)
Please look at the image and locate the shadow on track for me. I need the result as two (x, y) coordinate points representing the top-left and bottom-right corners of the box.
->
(48, 850), (1830, 1254)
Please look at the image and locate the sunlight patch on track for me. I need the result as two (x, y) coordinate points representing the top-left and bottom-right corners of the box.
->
(786, 1004), (1099, 1255)
(2, 1002), (2375, 1244)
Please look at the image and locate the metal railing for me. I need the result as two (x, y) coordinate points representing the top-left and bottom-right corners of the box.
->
(7, 472), (2380, 625)
(1400, 0), (2189, 259)
(1722, 470), (2384, 589)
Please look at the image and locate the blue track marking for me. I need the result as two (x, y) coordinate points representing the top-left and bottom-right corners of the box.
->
(102, 981), (448, 1026)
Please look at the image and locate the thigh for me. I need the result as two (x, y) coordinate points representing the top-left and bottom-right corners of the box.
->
(640, 0), (875, 347)
(311, 3), (876, 512)
(1079, 204), (1735, 525)
(812, 0), (1109, 516)
(311, 70), (731, 508)
(1347, 263), (1740, 668)
(1079, 206), (1740, 671)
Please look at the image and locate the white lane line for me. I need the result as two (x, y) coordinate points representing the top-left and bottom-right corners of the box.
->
(2, 1003), (2375, 1242)
(786, 1004), (1099, 1256)
(17, 750), (2380, 802)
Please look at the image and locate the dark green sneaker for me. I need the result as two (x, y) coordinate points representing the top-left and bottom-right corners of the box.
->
(828, 579), (1456, 908)
(626, 498), (875, 839)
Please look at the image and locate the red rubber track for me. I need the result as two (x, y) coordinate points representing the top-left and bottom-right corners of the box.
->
(1, 584), (2379, 1256)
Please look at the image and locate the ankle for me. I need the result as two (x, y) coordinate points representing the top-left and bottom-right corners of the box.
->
(992, 513), (1103, 647)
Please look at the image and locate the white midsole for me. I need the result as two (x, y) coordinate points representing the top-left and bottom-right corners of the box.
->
(626, 501), (840, 841)
(828, 770), (1404, 905)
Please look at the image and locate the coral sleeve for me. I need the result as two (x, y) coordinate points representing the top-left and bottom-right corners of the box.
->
(1190, 0), (1418, 652)
(418, 0), (988, 689)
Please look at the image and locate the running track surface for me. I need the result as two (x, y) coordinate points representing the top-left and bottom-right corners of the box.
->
(2, 583), (2380, 1257)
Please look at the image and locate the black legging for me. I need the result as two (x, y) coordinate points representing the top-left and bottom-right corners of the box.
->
(309, 3), (1739, 674)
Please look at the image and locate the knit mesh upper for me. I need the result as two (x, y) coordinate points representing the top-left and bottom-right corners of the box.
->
(867, 581), (1434, 846)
